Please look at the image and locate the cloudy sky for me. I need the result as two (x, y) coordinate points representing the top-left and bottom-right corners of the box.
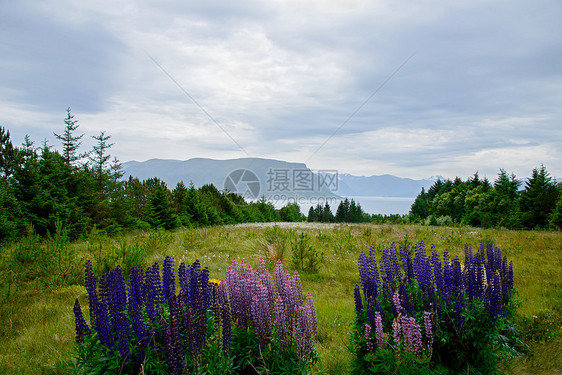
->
(1, 0), (561, 180)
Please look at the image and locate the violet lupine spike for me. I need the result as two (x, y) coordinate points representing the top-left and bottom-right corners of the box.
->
(399, 280), (414, 316)
(423, 311), (433, 356)
(94, 272), (114, 349)
(374, 311), (386, 349)
(365, 324), (374, 353)
(392, 290), (402, 317)
(305, 292), (318, 335)
(291, 271), (305, 306)
(143, 264), (159, 323)
(274, 260), (289, 305)
(392, 317), (401, 363)
(402, 316), (423, 356)
(451, 257), (463, 296)
(490, 272), (502, 321)
(84, 260), (98, 324)
(274, 295), (289, 352)
(258, 258), (277, 309)
(431, 249), (445, 298)
(353, 284), (363, 316)
(73, 299), (91, 343)
(251, 282), (272, 346)
(442, 250), (453, 302)
(296, 304), (314, 359)
(108, 266), (130, 360)
(162, 255), (175, 303)
(128, 267), (147, 347)
(413, 242), (433, 303)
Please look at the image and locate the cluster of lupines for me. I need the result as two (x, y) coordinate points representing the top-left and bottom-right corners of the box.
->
(352, 242), (517, 374)
(224, 257), (318, 357)
(73, 256), (318, 374)
(75, 257), (214, 374)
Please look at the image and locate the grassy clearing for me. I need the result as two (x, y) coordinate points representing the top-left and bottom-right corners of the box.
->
(0, 223), (561, 374)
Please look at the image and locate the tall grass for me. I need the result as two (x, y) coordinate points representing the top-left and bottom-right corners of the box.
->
(0, 223), (560, 374)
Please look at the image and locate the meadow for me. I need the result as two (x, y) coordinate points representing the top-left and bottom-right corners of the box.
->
(0, 223), (560, 374)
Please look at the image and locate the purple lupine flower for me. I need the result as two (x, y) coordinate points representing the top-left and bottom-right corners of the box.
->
(250, 282), (272, 346)
(84, 260), (98, 323)
(489, 272), (502, 321)
(400, 244), (414, 281)
(413, 242), (433, 304)
(274, 295), (289, 351)
(296, 304), (314, 358)
(365, 324), (374, 353)
(431, 249), (445, 298)
(442, 250), (453, 302)
(374, 311), (386, 349)
(162, 256), (175, 303)
(94, 272), (113, 348)
(451, 256), (463, 296)
(143, 263), (160, 323)
(381, 243), (401, 299)
(160, 301), (184, 375)
(108, 266), (130, 360)
(423, 311), (433, 356)
(305, 292), (318, 335)
(399, 280), (414, 316)
(401, 316), (423, 356)
(128, 268), (148, 370)
(392, 317), (401, 363)
(353, 284), (363, 316)
(73, 299), (91, 343)
(291, 271), (305, 306)
(392, 290), (402, 317)
(258, 257), (277, 309)
(359, 249), (380, 301)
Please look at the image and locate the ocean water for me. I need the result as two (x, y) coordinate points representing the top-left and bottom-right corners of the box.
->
(269, 196), (415, 216)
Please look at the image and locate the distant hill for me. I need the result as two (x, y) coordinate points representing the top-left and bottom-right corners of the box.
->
(122, 158), (436, 200)
(337, 173), (436, 197)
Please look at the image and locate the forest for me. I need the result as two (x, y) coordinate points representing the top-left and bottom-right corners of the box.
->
(409, 167), (562, 229)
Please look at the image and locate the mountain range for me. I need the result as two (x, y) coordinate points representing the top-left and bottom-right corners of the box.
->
(121, 158), (436, 200)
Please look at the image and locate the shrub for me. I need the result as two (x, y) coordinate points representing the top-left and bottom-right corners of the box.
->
(351, 242), (522, 375)
(71, 256), (318, 374)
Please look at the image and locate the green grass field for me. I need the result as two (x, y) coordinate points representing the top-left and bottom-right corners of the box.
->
(1, 223), (561, 374)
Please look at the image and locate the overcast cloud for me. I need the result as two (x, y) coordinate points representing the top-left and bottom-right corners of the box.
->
(1, 0), (561, 180)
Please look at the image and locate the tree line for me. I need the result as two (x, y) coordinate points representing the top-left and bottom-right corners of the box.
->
(0, 109), (282, 242)
(409, 167), (562, 229)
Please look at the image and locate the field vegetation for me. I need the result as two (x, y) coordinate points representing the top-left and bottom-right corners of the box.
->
(0, 222), (560, 374)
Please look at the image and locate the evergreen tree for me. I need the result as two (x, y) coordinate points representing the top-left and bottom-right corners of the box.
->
(321, 202), (334, 223)
(88, 131), (114, 194)
(335, 198), (350, 222)
(145, 182), (179, 229)
(54, 108), (84, 167)
(519, 165), (559, 228)
(0, 126), (18, 179)
(410, 188), (429, 221)
(549, 196), (562, 230)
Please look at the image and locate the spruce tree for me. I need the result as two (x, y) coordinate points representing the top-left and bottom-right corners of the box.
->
(54, 108), (84, 167)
